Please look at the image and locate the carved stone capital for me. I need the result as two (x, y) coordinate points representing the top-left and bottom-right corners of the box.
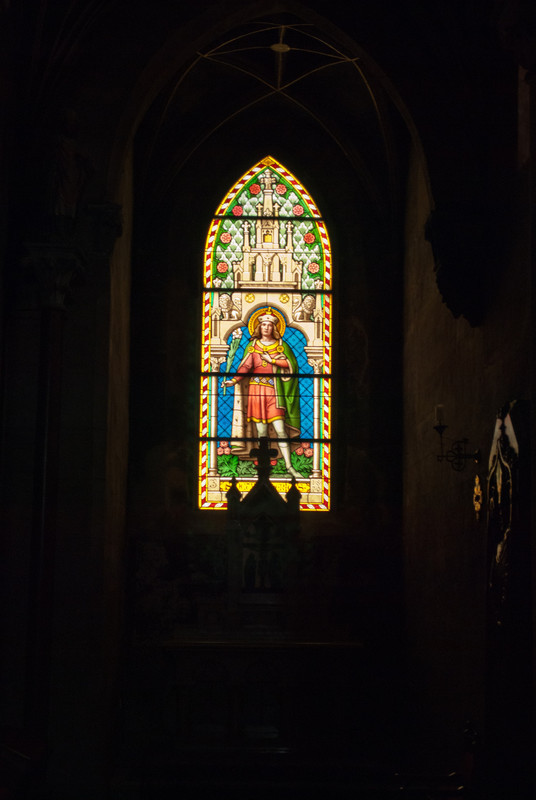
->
(307, 358), (323, 374)
(304, 345), (324, 373)
(86, 202), (123, 257)
(494, 0), (536, 71)
(22, 241), (85, 309)
(210, 355), (227, 372)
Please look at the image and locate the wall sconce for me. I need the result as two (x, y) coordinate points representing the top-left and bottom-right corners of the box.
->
(434, 405), (481, 471)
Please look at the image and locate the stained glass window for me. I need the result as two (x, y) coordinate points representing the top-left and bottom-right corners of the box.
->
(199, 156), (332, 510)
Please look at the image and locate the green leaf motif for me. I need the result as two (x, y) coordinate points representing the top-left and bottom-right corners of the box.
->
(291, 452), (313, 477)
(218, 453), (239, 476)
(236, 459), (257, 476)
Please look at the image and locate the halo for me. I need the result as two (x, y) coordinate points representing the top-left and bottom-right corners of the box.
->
(248, 306), (286, 336)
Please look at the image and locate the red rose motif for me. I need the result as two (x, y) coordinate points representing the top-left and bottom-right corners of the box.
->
(292, 204), (304, 216)
(308, 262), (320, 274)
(223, 447), (231, 455)
(304, 448), (313, 458)
(249, 183), (261, 195)
(232, 205), (243, 216)
(271, 460), (277, 466)
(216, 262), (228, 273)
(296, 447), (304, 455)
(275, 183), (287, 195)
(303, 232), (315, 244)
(302, 443), (310, 449)
(220, 232), (232, 243)
(217, 447), (224, 455)
(220, 441), (229, 447)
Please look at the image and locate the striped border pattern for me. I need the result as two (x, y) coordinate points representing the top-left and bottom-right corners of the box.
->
(303, 444), (330, 511)
(201, 293), (211, 372)
(317, 221), (331, 288)
(204, 220), (220, 286)
(216, 163), (263, 215)
(199, 376), (209, 438)
(275, 161), (321, 218)
(323, 443), (331, 508)
(199, 440), (208, 506)
(323, 294), (331, 375)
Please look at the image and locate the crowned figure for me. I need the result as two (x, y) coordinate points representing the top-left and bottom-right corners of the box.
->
(223, 307), (301, 478)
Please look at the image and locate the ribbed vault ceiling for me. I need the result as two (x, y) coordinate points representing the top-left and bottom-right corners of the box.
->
(136, 16), (407, 216)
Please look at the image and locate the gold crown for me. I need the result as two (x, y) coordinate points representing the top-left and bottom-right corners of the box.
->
(248, 306), (286, 335)
(259, 307), (278, 323)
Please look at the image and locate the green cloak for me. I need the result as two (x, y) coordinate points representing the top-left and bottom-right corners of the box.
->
(229, 336), (301, 458)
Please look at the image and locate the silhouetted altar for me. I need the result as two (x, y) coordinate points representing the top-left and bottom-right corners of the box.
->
(225, 437), (301, 637)
(116, 439), (388, 796)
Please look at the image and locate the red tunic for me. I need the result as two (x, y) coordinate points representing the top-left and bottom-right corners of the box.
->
(235, 341), (290, 424)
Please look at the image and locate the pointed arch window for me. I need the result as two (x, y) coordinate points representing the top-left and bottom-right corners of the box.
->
(199, 156), (332, 510)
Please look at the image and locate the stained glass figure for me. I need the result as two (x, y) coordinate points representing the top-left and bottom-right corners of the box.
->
(199, 156), (332, 510)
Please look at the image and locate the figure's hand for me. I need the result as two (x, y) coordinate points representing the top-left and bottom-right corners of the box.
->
(222, 379), (234, 386)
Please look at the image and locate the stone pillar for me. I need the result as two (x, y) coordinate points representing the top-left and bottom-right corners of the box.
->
(22, 242), (84, 734)
(22, 202), (122, 737)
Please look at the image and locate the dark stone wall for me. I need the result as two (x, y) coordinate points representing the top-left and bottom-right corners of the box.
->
(402, 126), (532, 771)
(0, 2), (533, 797)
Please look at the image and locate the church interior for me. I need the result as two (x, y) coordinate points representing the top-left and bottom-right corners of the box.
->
(0, 1), (535, 797)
